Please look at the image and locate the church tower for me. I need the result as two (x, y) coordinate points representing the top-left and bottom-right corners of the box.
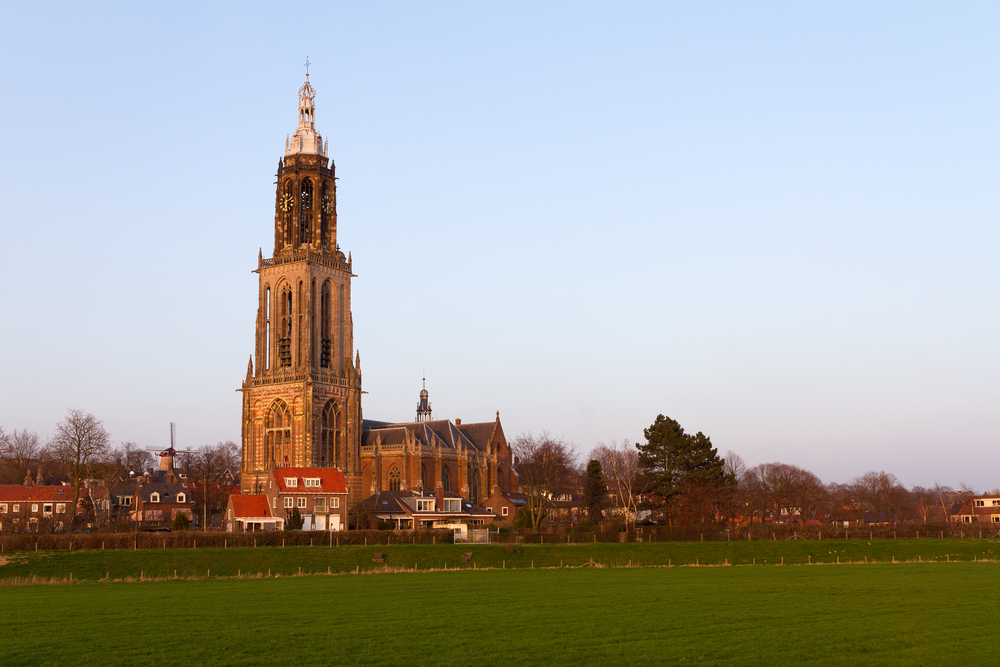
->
(240, 71), (363, 496)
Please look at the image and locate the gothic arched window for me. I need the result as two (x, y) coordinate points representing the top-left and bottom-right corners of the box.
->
(319, 399), (340, 467)
(442, 466), (451, 493)
(278, 285), (292, 367)
(265, 399), (292, 466)
(283, 180), (294, 246)
(320, 281), (332, 369)
(264, 286), (271, 371)
(471, 470), (481, 506)
(420, 464), (428, 494)
(300, 179), (313, 244)
(388, 465), (401, 492)
(320, 182), (330, 248)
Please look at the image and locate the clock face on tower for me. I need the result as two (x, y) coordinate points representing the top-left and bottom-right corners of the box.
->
(322, 195), (334, 214)
(280, 193), (294, 212)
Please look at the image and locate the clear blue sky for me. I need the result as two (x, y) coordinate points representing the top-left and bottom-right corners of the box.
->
(1, 3), (997, 490)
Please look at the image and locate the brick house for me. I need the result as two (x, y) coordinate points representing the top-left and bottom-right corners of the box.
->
(134, 482), (194, 526)
(261, 467), (348, 531)
(225, 494), (284, 532)
(357, 488), (494, 532)
(951, 495), (1000, 524)
(0, 484), (75, 531)
(481, 490), (528, 526)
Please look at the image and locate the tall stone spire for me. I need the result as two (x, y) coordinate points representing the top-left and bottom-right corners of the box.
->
(286, 61), (325, 157)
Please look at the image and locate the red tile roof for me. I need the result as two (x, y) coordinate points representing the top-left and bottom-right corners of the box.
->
(272, 468), (347, 494)
(230, 494), (271, 518)
(0, 485), (75, 503)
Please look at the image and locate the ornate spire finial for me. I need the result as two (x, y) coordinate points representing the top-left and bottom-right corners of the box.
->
(304, 55), (311, 78)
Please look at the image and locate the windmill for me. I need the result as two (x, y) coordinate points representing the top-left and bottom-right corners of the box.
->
(147, 423), (199, 473)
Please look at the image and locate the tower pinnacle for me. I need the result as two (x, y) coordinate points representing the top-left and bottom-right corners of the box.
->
(286, 64), (325, 157)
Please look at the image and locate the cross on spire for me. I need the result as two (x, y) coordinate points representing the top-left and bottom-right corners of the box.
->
(304, 56), (311, 78)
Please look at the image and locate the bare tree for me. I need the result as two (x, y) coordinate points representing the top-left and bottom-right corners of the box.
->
(49, 409), (111, 518)
(851, 471), (907, 523)
(742, 462), (824, 525)
(512, 432), (576, 533)
(910, 486), (937, 524)
(2, 429), (42, 484)
(591, 440), (645, 525)
(932, 483), (955, 522)
(191, 440), (240, 531)
(111, 442), (154, 478)
(722, 450), (747, 487)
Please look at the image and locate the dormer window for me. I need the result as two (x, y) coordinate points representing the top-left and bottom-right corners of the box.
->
(304, 478), (321, 488)
(416, 499), (434, 512)
(285, 477), (298, 487)
(443, 499), (461, 512)
(150, 493), (160, 503)
(177, 493), (186, 503)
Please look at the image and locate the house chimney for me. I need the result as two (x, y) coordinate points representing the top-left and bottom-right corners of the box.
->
(455, 418), (461, 426)
(436, 484), (445, 509)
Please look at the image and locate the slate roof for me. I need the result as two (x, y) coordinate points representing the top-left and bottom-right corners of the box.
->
(137, 483), (191, 504)
(359, 490), (493, 518)
(362, 419), (498, 453)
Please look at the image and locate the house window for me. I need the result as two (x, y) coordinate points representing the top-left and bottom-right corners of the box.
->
(56, 503), (66, 514)
(177, 493), (186, 503)
(228, 509), (232, 519)
(993, 500), (1000, 506)
(416, 499), (434, 512)
(993, 516), (1000, 523)
(43, 504), (53, 515)
(150, 493), (160, 503)
(31, 504), (38, 513)
(332, 498), (339, 509)
(976, 500), (985, 507)
(13, 504), (19, 513)
(273, 497), (277, 509)
(314, 498), (327, 512)
(487, 508), (493, 513)
(304, 478), (321, 488)
(0, 504), (6, 513)
(283, 497), (294, 509)
(963, 516), (972, 523)
(502, 506), (509, 517)
(297, 497), (307, 509)
(443, 499), (461, 512)
(285, 478), (298, 488)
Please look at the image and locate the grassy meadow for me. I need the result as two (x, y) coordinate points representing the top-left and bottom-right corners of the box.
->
(0, 537), (998, 581)
(2, 540), (1000, 665)
(1, 563), (999, 666)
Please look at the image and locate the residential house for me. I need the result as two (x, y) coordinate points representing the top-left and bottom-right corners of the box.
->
(134, 482), (194, 526)
(225, 494), (283, 532)
(951, 495), (1000, 524)
(481, 490), (528, 527)
(357, 488), (494, 534)
(0, 483), (75, 531)
(262, 467), (348, 531)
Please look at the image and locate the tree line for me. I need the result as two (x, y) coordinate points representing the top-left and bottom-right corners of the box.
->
(511, 414), (987, 531)
(0, 409), (240, 531)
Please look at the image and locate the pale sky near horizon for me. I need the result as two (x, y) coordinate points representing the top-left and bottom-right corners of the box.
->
(1, 3), (997, 491)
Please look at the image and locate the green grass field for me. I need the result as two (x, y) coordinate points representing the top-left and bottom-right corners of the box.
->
(2, 541), (999, 666)
(1, 564), (999, 666)
(0, 538), (997, 581)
